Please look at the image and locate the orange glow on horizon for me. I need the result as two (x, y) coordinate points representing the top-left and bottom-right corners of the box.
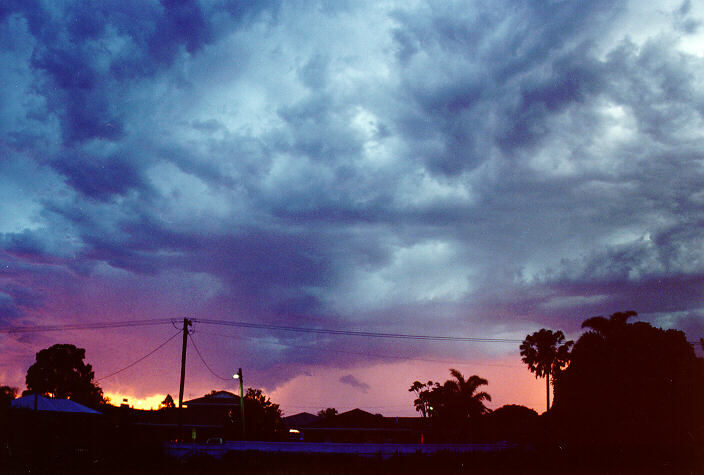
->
(104, 392), (166, 410)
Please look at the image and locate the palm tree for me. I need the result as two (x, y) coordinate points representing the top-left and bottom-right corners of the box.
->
(520, 329), (573, 412)
(443, 368), (492, 419)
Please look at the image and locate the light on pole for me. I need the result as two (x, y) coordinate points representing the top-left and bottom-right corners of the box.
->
(233, 368), (245, 439)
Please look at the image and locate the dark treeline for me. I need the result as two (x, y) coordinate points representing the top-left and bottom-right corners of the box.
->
(408, 310), (704, 468)
(551, 311), (704, 448)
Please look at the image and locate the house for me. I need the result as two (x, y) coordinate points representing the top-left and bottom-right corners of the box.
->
(125, 391), (242, 442)
(8, 395), (103, 463)
(184, 390), (240, 413)
(282, 411), (320, 440)
(282, 411), (320, 429)
(285, 408), (429, 443)
(180, 390), (241, 440)
(183, 390), (240, 431)
(94, 391), (243, 444)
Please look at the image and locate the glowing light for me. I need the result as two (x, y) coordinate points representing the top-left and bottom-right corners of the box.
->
(104, 392), (165, 410)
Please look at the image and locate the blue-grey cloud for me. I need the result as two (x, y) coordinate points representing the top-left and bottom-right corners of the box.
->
(1, 0), (704, 396)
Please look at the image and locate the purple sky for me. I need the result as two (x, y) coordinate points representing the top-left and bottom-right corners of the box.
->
(1, 0), (703, 415)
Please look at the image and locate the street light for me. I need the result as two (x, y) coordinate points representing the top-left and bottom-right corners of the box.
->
(233, 368), (245, 439)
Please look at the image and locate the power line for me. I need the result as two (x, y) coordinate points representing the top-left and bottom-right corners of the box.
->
(188, 332), (231, 381)
(191, 318), (524, 343)
(96, 329), (182, 381)
(195, 328), (522, 368)
(0, 318), (173, 334)
(2, 316), (697, 346)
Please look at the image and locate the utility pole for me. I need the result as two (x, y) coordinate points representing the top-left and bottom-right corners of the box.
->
(234, 367), (245, 439)
(177, 317), (192, 440)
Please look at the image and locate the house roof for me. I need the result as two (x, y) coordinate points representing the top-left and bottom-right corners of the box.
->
(302, 408), (430, 431)
(183, 390), (240, 407)
(308, 408), (386, 429)
(282, 412), (321, 428)
(11, 395), (101, 414)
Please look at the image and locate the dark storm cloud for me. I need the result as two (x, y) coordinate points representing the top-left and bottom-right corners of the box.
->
(51, 153), (145, 200)
(188, 230), (336, 317)
(389, 0), (621, 175)
(151, 0), (213, 61)
(1, 230), (53, 261)
(0, 284), (43, 311)
(1, 0), (704, 397)
(0, 280), (49, 323)
(40, 198), (200, 275)
(29, 19), (124, 144)
(541, 220), (704, 312)
(4, 0), (278, 146)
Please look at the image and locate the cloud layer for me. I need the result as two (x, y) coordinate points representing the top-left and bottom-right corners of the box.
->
(1, 0), (703, 410)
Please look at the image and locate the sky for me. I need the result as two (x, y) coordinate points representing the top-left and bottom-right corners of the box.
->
(1, 0), (704, 415)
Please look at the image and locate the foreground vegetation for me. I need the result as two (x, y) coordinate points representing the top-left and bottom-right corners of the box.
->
(409, 311), (704, 451)
(1, 309), (703, 472)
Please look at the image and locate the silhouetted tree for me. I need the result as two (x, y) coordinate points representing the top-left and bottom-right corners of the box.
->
(443, 369), (492, 419)
(160, 393), (175, 409)
(581, 309), (637, 336)
(520, 329), (572, 412)
(317, 407), (338, 419)
(408, 380), (438, 418)
(552, 311), (704, 447)
(0, 386), (16, 408)
(0, 385), (16, 457)
(243, 387), (282, 440)
(410, 369), (491, 441)
(485, 404), (539, 442)
(25, 343), (105, 408)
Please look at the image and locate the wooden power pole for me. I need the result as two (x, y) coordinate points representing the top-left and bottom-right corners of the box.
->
(177, 317), (192, 440)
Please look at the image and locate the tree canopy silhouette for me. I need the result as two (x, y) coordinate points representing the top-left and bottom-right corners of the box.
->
(442, 369), (492, 420)
(408, 380), (437, 418)
(409, 369), (491, 441)
(485, 404), (539, 442)
(0, 385), (16, 409)
(581, 309), (637, 335)
(520, 328), (572, 412)
(317, 407), (338, 419)
(552, 311), (704, 447)
(159, 393), (175, 409)
(242, 387), (282, 440)
(409, 370), (491, 419)
(25, 343), (105, 408)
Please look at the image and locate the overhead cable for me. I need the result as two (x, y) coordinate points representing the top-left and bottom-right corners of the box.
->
(188, 332), (232, 381)
(194, 328), (522, 368)
(96, 329), (182, 381)
(191, 318), (524, 343)
(0, 318), (174, 334)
